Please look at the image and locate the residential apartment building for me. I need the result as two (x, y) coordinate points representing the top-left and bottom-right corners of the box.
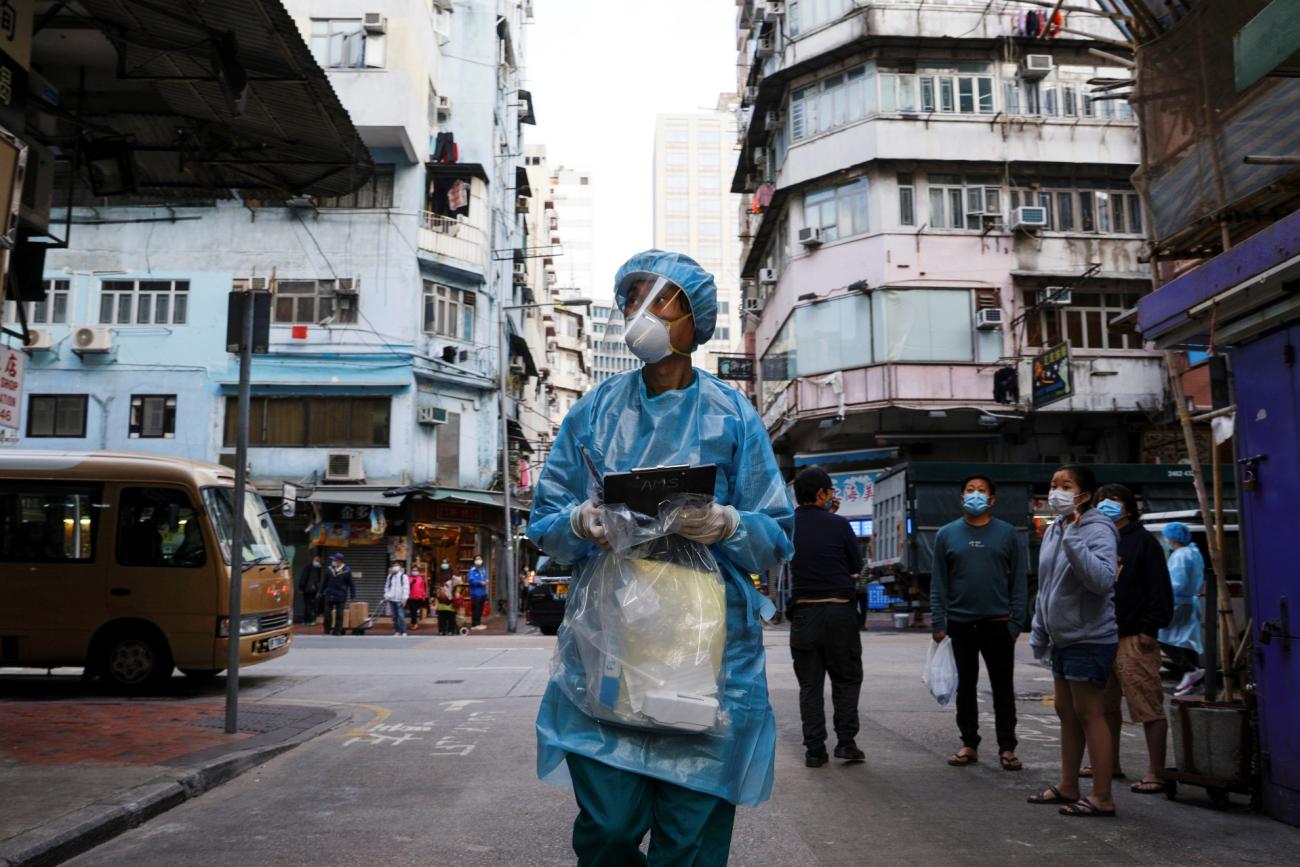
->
(732, 1), (1160, 470)
(589, 304), (637, 384)
(4, 0), (538, 603)
(654, 99), (745, 367)
(514, 146), (591, 466)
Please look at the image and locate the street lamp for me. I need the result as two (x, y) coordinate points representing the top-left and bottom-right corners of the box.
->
(499, 296), (591, 633)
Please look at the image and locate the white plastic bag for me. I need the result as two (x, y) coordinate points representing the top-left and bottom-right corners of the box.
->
(923, 637), (958, 706)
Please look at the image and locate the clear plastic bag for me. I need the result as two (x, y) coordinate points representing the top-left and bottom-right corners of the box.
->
(923, 637), (958, 706)
(552, 494), (728, 734)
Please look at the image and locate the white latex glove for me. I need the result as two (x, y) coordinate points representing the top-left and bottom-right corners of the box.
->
(570, 500), (609, 547)
(676, 504), (740, 545)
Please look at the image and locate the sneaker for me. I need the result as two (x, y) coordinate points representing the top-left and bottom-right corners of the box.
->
(1175, 668), (1205, 695)
(472, 624), (487, 631)
(805, 751), (828, 768)
(834, 743), (866, 763)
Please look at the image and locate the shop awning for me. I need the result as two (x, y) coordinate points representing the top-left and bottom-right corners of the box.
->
(382, 484), (525, 512)
(34, 0), (374, 202)
(793, 447), (899, 468)
(302, 488), (407, 507)
(216, 381), (410, 396)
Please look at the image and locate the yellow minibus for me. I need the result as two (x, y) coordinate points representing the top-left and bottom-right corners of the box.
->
(0, 450), (293, 689)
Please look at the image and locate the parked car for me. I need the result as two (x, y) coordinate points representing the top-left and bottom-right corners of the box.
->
(527, 557), (570, 636)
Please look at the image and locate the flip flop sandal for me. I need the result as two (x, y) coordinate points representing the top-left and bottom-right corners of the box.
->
(1027, 785), (1076, 805)
(947, 751), (978, 766)
(1000, 754), (1023, 772)
(1059, 799), (1117, 818)
(1130, 780), (1167, 795)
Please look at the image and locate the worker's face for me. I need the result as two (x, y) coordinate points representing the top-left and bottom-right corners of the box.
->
(623, 279), (694, 355)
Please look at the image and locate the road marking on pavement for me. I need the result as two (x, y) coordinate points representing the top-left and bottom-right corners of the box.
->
(337, 701), (503, 755)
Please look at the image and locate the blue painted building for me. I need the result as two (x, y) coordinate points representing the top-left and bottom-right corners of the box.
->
(2, 0), (537, 605)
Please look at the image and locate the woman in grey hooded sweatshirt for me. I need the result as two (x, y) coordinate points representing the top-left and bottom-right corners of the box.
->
(1027, 464), (1120, 818)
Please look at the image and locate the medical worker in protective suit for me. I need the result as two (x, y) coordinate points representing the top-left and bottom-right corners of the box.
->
(528, 250), (794, 866)
(1158, 522), (1205, 695)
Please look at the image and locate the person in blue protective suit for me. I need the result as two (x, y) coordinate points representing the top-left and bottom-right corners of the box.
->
(528, 249), (795, 866)
(467, 556), (489, 630)
(1157, 522), (1205, 695)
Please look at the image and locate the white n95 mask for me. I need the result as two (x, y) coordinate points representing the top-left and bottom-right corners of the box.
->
(623, 276), (692, 364)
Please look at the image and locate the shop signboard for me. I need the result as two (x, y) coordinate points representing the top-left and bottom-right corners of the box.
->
(829, 470), (880, 519)
(434, 502), (481, 523)
(1031, 342), (1073, 408)
(717, 355), (754, 382)
(0, 345), (22, 442)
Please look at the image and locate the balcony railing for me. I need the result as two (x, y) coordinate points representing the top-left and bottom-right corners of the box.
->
(417, 212), (488, 270)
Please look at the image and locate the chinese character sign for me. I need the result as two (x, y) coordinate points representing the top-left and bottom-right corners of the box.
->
(0, 345), (22, 437)
(1031, 342), (1073, 408)
(829, 470), (880, 518)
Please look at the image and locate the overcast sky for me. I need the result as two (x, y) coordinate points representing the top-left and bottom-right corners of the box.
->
(524, 0), (737, 299)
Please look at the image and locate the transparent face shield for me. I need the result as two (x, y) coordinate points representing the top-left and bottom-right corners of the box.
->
(621, 275), (692, 364)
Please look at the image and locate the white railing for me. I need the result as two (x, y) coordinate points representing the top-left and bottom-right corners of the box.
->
(417, 212), (488, 270)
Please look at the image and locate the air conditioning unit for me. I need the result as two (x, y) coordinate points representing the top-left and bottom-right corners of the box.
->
(763, 111), (778, 131)
(325, 450), (365, 482)
(758, 268), (778, 285)
(436, 95), (452, 118)
(1039, 287), (1072, 306)
(756, 36), (775, 57)
(72, 326), (112, 353)
(752, 149), (766, 169)
(515, 195), (530, 212)
(980, 213), (1005, 231)
(976, 307), (1005, 330)
(363, 12), (387, 34)
(766, 0), (786, 17)
(1020, 54), (1053, 79)
(23, 329), (55, 351)
(417, 406), (449, 425)
(512, 262), (527, 277)
(509, 356), (527, 375)
(432, 0), (452, 10)
(798, 226), (823, 247)
(1010, 205), (1048, 231)
(744, 85), (760, 103)
(335, 277), (359, 294)
(743, 296), (765, 313)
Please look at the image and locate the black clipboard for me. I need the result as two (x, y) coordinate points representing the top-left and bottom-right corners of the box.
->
(602, 464), (717, 516)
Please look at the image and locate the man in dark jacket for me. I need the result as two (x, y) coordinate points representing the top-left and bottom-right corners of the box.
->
(789, 466), (865, 768)
(298, 554), (324, 625)
(320, 552), (357, 636)
(1087, 484), (1174, 793)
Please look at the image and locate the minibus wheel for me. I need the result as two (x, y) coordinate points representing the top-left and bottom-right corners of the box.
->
(100, 629), (173, 691)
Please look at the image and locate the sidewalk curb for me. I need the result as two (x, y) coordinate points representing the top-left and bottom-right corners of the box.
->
(0, 708), (344, 867)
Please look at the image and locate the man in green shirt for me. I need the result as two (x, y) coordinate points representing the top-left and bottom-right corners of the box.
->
(930, 475), (1027, 771)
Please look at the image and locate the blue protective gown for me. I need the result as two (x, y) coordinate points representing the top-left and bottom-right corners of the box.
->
(528, 367), (794, 807)
(1158, 544), (1205, 654)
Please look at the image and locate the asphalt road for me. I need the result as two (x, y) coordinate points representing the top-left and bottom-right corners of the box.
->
(60, 626), (1300, 866)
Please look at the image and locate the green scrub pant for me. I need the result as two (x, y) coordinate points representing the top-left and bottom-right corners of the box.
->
(565, 752), (737, 867)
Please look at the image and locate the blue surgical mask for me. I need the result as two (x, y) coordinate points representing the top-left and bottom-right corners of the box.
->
(1097, 499), (1124, 521)
(962, 492), (990, 516)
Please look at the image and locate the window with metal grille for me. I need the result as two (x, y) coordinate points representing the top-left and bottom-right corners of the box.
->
(129, 395), (176, 439)
(98, 280), (189, 326)
(270, 278), (358, 325)
(27, 395), (88, 438)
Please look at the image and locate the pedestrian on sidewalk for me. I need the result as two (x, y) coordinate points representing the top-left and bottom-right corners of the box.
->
(435, 580), (457, 635)
(320, 553), (356, 636)
(384, 562), (409, 636)
(407, 567), (429, 631)
(930, 474), (1027, 772)
(1083, 484), (1173, 794)
(298, 553), (324, 625)
(787, 465), (866, 768)
(1158, 522), (1205, 696)
(1028, 464), (1121, 819)
(468, 557), (489, 630)
(529, 250), (794, 865)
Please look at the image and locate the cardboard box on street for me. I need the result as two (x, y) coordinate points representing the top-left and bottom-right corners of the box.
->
(344, 601), (369, 628)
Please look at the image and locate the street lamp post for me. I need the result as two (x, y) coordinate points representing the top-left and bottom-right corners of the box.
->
(499, 297), (590, 634)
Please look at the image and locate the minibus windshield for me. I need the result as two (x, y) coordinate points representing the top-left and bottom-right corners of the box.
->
(201, 487), (286, 565)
